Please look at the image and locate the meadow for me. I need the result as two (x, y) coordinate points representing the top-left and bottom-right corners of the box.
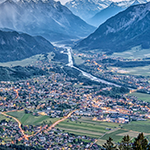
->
(2, 112), (150, 146)
(56, 117), (150, 145)
(57, 117), (121, 139)
(111, 46), (150, 59)
(73, 55), (85, 65)
(6, 111), (59, 125)
(110, 46), (150, 76)
(128, 92), (150, 102)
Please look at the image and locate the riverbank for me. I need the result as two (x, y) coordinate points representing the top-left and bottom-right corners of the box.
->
(67, 47), (121, 87)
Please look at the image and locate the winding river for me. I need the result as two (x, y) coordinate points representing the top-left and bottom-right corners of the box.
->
(66, 47), (121, 87)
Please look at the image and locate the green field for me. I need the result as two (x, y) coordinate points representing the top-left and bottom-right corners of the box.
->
(122, 120), (150, 133)
(128, 92), (150, 102)
(108, 65), (150, 76)
(0, 114), (11, 122)
(56, 117), (150, 145)
(2, 112), (150, 145)
(57, 117), (121, 139)
(122, 65), (150, 76)
(73, 55), (85, 65)
(101, 129), (127, 142)
(6, 111), (59, 125)
(0, 52), (54, 67)
(109, 46), (150, 76)
(111, 46), (150, 59)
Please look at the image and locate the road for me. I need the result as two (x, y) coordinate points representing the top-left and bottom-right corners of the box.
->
(1, 109), (77, 141)
(47, 109), (77, 131)
(1, 112), (29, 140)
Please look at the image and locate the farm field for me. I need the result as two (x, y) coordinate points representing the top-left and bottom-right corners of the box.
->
(111, 46), (150, 59)
(109, 46), (150, 76)
(57, 117), (121, 139)
(122, 120), (150, 133)
(122, 65), (150, 76)
(100, 120), (150, 144)
(108, 65), (150, 76)
(128, 92), (150, 102)
(6, 111), (59, 125)
(2, 112), (150, 146)
(56, 117), (150, 145)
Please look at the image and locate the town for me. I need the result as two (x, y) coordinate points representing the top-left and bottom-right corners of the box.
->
(0, 53), (149, 148)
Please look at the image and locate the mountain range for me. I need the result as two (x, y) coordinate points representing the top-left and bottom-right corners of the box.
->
(66, 0), (150, 26)
(0, 30), (54, 62)
(88, 0), (150, 27)
(74, 2), (150, 53)
(65, 0), (111, 21)
(0, 0), (95, 41)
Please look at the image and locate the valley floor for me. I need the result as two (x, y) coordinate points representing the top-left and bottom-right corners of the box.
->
(0, 43), (150, 149)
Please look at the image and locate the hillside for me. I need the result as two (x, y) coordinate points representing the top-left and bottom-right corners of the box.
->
(0, 30), (54, 62)
(88, 0), (149, 27)
(0, 66), (47, 81)
(0, 0), (95, 41)
(74, 2), (150, 53)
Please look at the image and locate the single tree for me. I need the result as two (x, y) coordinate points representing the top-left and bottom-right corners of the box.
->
(132, 133), (148, 150)
(103, 137), (118, 150)
(118, 135), (132, 150)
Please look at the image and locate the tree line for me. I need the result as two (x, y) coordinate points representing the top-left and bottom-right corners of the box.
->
(102, 133), (150, 150)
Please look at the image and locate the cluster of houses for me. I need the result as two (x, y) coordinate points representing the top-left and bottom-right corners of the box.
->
(0, 52), (150, 149)
(74, 52), (150, 93)
(0, 119), (100, 149)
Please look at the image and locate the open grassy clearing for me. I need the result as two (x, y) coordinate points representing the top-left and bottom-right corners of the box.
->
(79, 117), (121, 128)
(122, 120), (150, 133)
(7, 111), (59, 125)
(0, 52), (54, 67)
(128, 92), (150, 102)
(62, 130), (101, 138)
(2, 112), (150, 145)
(111, 46), (150, 59)
(101, 129), (128, 142)
(56, 117), (122, 142)
(121, 65), (150, 76)
(117, 130), (150, 138)
(97, 139), (106, 146)
(57, 117), (150, 145)
(73, 55), (85, 65)
(58, 122), (107, 133)
(101, 120), (150, 143)
(108, 65), (150, 76)
(59, 127), (103, 136)
(109, 46), (150, 76)
(0, 114), (11, 122)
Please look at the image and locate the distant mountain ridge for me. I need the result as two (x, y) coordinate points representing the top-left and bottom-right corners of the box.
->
(88, 0), (150, 27)
(0, 0), (95, 41)
(74, 2), (150, 53)
(66, 0), (150, 25)
(65, 0), (111, 21)
(0, 30), (54, 62)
